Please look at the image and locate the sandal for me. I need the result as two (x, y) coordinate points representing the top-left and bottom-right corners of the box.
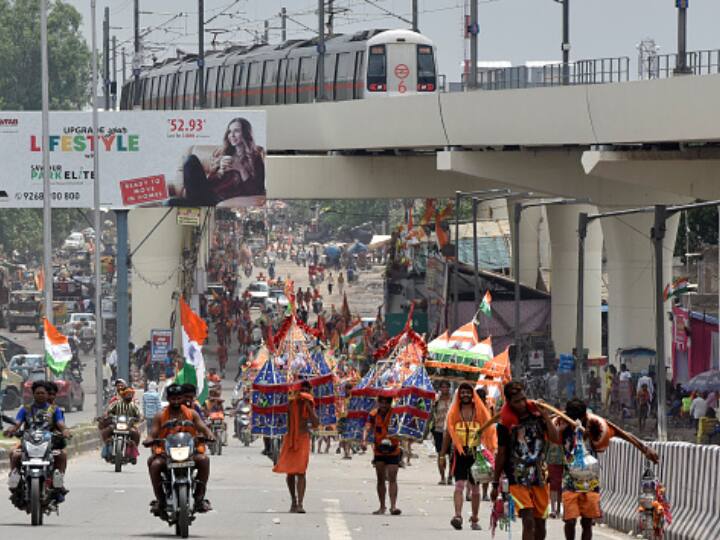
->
(451, 516), (463, 530)
(194, 499), (212, 513)
(296, 506), (306, 514)
(438, 479), (446, 485)
(373, 508), (387, 515)
(390, 508), (402, 516)
(470, 519), (481, 531)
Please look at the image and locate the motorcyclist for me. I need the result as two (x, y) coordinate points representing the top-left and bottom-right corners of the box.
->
(181, 383), (206, 420)
(3, 381), (70, 502)
(145, 384), (215, 514)
(100, 387), (143, 461)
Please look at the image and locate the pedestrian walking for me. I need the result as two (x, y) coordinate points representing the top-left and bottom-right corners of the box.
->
(337, 272), (344, 295)
(327, 272), (334, 296)
(363, 395), (402, 516)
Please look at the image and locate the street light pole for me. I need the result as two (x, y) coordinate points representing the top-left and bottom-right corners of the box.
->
(562, 0), (570, 84)
(318, 0), (326, 101)
(40, 0), (53, 324)
(512, 202), (522, 377)
(132, 0), (140, 107)
(198, 0), (205, 108)
(652, 205), (668, 441)
(675, 0), (691, 75)
(469, 1), (479, 89)
(575, 212), (588, 399)
(412, 0), (419, 32)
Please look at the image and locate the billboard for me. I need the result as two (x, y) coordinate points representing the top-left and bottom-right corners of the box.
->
(0, 111), (266, 208)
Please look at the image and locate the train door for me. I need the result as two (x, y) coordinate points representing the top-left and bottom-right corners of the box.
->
(385, 43), (417, 96)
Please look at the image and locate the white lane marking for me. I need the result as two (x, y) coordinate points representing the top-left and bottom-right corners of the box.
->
(594, 529), (632, 540)
(322, 498), (352, 540)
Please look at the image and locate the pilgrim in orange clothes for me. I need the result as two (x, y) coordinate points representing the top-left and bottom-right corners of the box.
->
(273, 380), (319, 513)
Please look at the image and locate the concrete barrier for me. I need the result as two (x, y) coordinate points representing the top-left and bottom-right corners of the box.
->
(600, 439), (720, 540)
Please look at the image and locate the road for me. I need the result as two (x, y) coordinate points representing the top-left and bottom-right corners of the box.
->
(0, 430), (632, 540)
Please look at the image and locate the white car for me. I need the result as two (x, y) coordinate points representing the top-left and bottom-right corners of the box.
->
(246, 281), (269, 307)
(264, 289), (289, 312)
(63, 232), (85, 251)
(63, 313), (96, 335)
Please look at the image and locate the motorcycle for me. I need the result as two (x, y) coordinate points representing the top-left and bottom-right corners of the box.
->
(149, 433), (206, 538)
(234, 403), (252, 447)
(105, 415), (137, 472)
(207, 412), (226, 456)
(9, 425), (65, 526)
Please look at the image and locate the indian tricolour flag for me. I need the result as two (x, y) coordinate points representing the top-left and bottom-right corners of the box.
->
(44, 319), (73, 375)
(342, 320), (364, 343)
(176, 297), (209, 402)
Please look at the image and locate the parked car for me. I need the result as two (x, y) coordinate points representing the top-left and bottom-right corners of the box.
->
(264, 289), (289, 312)
(62, 232), (86, 251)
(23, 368), (84, 412)
(0, 351), (24, 409)
(9, 354), (45, 381)
(246, 281), (269, 307)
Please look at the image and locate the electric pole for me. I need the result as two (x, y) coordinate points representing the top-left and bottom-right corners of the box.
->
(280, 7), (287, 42)
(121, 47), (126, 85)
(675, 0), (691, 74)
(317, 0), (326, 101)
(103, 7), (110, 110)
(468, 1), (479, 88)
(132, 0), (140, 107)
(561, 0), (570, 84)
(412, 0), (418, 32)
(264, 20), (269, 44)
(198, 0), (206, 108)
(112, 36), (117, 110)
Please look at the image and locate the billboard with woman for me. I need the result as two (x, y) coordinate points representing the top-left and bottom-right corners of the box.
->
(0, 110), (267, 209)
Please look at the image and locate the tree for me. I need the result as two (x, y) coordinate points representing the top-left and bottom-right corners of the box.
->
(0, 208), (85, 260)
(0, 0), (91, 111)
(675, 207), (719, 260)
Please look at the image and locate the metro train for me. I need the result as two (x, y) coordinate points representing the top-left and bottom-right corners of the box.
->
(119, 29), (437, 110)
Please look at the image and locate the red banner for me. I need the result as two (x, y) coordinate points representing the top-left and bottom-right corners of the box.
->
(673, 306), (689, 352)
(119, 174), (168, 206)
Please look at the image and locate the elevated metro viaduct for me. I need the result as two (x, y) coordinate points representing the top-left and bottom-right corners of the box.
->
(131, 73), (720, 370)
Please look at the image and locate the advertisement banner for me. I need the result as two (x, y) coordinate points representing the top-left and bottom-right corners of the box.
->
(0, 111), (266, 209)
(150, 328), (173, 363)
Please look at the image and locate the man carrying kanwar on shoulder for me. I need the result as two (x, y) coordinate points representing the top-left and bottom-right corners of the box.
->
(144, 383), (215, 515)
(273, 379), (319, 514)
(362, 393), (402, 516)
(440, 381), (496, 530)
(490, 381), (561, 540)
(557, 398), (659, 540)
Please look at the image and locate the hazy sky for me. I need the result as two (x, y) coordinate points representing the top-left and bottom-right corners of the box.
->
(71, 0), (720, 80)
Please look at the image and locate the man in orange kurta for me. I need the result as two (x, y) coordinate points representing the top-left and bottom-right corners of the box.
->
(273, 380), (319, 513)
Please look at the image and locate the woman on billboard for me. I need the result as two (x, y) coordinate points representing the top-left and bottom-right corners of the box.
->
(169, 117), (266, 207)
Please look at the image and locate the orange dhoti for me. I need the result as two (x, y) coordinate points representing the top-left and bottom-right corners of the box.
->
(273, 392), (315, 475)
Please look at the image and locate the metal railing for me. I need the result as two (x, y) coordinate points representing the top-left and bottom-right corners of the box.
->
(641, 49), (720, 79)
(474, 57), (630, 91)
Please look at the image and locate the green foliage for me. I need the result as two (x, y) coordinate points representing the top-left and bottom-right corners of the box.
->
(0, 0), (91, 111)
(0, 208), (85, 258)
(675, 207), (719, 259)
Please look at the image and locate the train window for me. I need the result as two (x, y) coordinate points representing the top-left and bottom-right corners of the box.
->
(165, 73), (176, 110)
(367, 45), (386, 92)
(323, 54), (337, 101)
(175, 72), (186, 109)
(232, 63), (245, 106)
(285, 58), (299, 104)
(142, 78), (152, 109)
(247, 62), (262, 106)
(206, 67), (218, 108)
(218, 66), (230, 107)
(354, 51), (365, 99)
(120, 83), (128, 109)
(277, 59), (288, 104)
(262, 60), (278, 105)
(335, 52), (353, 101)
(157, 75), (167, 110)
(185, 70), (196, 109)
(417, 45), (437, 92)
(298, 57), (316, 103)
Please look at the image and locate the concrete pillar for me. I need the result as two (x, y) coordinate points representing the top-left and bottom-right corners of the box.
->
(602, 211), (679, 365)
(129, 208), (183, 347)
(508, 203), (543, 288)
(546, 204), (603, 357)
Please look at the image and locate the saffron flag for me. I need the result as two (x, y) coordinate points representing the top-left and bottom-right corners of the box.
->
(179, 297), (208, 400)
(44, 319), (73, 376)
(479, 290), (492, 318)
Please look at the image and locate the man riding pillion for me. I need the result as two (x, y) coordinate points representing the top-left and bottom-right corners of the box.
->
(100, 387), (143, 461)
(144, 384), (215, 514)
(4, 381), (70, 503)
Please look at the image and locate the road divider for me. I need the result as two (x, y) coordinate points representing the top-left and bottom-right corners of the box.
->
(600, 439), (720, 540)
